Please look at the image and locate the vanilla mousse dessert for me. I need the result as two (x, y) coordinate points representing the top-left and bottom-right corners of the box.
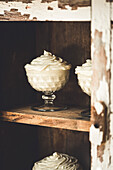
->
(25, 50), (71, 92)
(32, 152), (82, 170)
(24, 51), (71, 111)
(75, 59), (92, 96)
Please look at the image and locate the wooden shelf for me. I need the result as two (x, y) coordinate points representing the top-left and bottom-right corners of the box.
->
(0, 106), (91, 132)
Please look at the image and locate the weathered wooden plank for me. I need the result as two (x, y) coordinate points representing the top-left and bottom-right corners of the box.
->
(0, 107), (91, 132)
(58, 0), (90, 10)
(41, 0), (91, 10)
(0, 0), (91, 21)
(0, 9), (32, 21)
(0, 0), (91, 8)
(90, 0), (112, 169)
(2, 0), (113, 22)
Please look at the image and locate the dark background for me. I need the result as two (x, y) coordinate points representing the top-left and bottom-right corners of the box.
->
(0, 21), (91, 170)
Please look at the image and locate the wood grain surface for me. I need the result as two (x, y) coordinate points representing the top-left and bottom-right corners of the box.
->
(0, 106), (91, 132)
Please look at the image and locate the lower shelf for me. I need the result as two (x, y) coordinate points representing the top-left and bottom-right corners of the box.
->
(0, 106), (91, 132)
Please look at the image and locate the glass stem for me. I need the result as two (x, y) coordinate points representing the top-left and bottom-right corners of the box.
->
(42, 91), (56, 106)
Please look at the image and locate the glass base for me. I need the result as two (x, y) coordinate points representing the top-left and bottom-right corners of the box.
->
(31, 104), (68, 112)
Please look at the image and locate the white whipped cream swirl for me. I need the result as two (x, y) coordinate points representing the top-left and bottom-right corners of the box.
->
(25, 50), (71, 71)
(32, 152), (82, 170)
(75, 59), (92, 76)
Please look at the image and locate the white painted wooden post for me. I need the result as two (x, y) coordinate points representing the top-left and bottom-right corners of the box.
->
(110, 16), (113, 170)
(90, 0), (113, 169)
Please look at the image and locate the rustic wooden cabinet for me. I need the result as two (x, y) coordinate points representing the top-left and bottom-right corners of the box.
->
(0, 0), (113, 170)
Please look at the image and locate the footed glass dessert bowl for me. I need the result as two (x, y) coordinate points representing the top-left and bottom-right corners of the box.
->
(25, 50), (71, 112)
(75, 59), (92, 116)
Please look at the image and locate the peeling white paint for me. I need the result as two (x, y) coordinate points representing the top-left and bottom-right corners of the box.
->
(110, 135), (113, 169)
(0, 0), (91, 21)
(90, 124), (103, 146)
(100, 140), (111, 170)
(111, 29), (113, 112)
(91, 0), (111, 71)
(91, 144), (98, 170)
(110, 114), (113, 168)
(96, 167), (102, 170)
(91, 0), (110, 36)
(90, 143), (110, 170)
(111, 3), (113, 21)
(91, 138), (112, 170)
(91, 0), (111, 169)
(96, 76), (109, 107)
(94, 102), (104, 115)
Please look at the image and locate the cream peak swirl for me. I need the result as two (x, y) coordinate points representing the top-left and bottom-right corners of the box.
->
(25, 50), (71, 71)
(32, 152), (82, 170)
(75, 59), (92, 76)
